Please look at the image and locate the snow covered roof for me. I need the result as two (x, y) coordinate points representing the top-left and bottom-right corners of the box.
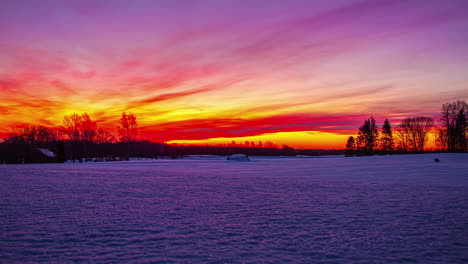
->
(227, 154), (250, 161)
(37, 148), (55, 158)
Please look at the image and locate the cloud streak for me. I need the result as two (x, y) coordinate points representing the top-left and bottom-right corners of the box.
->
(140, 113), (367, 141)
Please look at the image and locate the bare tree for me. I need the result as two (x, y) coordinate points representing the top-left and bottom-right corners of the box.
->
(17, 125), (57, 146)
(395, 126), (410, 152)
(95, 129), (115, 143)
(62, 113), (98, 162)
(439, 101), (468, 151)
(398, 117), (434, 152)
(118, 112), (138, 160)
(63, 113), (82, 141)
(36, 126), (58, 145)
(118, 112), (138, 143)
(62, 113), (97, 142)
(80, 113), (97, 142)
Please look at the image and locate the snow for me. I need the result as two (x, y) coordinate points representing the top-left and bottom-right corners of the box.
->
(183, 155), (223, 160)
(37, 148), (55, 158)
(227, 153), (250, 161)
(1, 153), (467, 263)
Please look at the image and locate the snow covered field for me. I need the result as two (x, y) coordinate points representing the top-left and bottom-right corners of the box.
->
(1, 153), (467, 263)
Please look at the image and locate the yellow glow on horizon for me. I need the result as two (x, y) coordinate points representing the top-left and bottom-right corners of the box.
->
(168, 131), (353, 149)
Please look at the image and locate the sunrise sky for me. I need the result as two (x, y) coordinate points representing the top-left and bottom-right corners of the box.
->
(1, 0), (467, 148)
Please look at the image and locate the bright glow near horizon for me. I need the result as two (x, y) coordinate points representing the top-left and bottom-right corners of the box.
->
(1, 0), (467, 148)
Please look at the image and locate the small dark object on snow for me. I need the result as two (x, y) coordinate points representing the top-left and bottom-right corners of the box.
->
(434, 158), (440, 163)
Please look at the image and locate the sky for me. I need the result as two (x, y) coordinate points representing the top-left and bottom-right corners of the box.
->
(1, 0), (468, 149)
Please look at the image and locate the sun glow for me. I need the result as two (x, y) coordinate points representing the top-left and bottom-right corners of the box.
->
(168, 131), (353, 150)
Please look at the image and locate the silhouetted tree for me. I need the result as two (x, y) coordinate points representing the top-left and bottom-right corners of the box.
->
(398, 116), (433, 152)
(455, 108), (467, 151)
(118, 112), (138, 160)
(80, 113), (97, 142)
(95, 128), (115, 143)
(63, 113), (83, 141)
(118, 112), (138, 143)
(265, 141), (275, 148)
(257, 141), (263, 148)
(345, 136), (356, 156)
(16, 125), (58, 147)
(379, 118), (394, 154)
(439, 100), (468, 152)
(280, 145), (296, 156)
(395, 126), (410, 152)
(62, 113), (98, 161)
(356, 116), (379, 155)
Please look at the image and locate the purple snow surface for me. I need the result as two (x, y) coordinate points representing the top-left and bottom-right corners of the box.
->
(1, 153), (467, 263)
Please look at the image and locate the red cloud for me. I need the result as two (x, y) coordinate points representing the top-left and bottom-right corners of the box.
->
(139, 113), (367, 141)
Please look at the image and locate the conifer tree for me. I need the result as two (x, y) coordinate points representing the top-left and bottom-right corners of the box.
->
(455, 108), (467, 152)
(356, 116), (379, 155)
(380, 118), (394, 154)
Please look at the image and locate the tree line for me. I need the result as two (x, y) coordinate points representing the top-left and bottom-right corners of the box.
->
(1, 112), (140, 163)
(0, 112), (309, 164)
(5, 112), (137, 145)
(345, 101), (468, 156)
(2, 100), (466, 163)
